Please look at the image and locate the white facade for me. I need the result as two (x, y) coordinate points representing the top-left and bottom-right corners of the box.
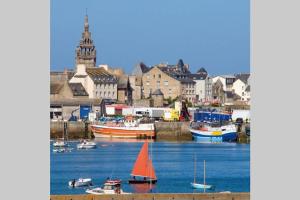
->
(232, 79), (250, 102)
(69, 64), (95, 98)
(194, 79), (206, 102)
(232, 79), (246, 99)
(69, 64), (117, 99)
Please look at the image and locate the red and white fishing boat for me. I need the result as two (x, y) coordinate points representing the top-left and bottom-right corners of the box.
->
(128, 140), (157, 184)
(91, 116), (155, 138)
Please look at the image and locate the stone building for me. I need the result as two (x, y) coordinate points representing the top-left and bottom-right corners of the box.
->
(117, 75), (133, 105)
(75, 15), (97, 69)
(69, 64), (118, 100)
(151, 89), (164, 107)
(142, 60), (196, 102)
(129, 75), (143, 100)
(130, 62), (150, 100)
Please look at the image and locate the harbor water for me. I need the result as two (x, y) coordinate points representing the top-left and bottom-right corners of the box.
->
(50, 139), (250, 194)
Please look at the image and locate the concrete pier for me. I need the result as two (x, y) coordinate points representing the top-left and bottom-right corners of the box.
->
(50, 193), (250, 200)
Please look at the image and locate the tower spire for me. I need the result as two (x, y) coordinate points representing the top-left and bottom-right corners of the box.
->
(75, 14), (97, 69)
(84, 13), (89, 32)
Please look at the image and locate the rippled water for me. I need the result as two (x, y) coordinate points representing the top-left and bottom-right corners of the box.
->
(50, 139), (250, 194)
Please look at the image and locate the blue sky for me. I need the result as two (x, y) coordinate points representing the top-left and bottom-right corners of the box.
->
(51, 0), (250, 75)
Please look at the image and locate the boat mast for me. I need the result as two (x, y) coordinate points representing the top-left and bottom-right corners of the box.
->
(150, 138), (152, 190)
(203, 160), (206, 193)
(194, 153), (196, 183)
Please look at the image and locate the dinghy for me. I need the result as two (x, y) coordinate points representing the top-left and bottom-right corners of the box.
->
(191, 156), (214, 191)
(128, 140), (157, 184)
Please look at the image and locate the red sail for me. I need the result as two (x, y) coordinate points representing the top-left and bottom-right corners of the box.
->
(131, 141), (157, 180)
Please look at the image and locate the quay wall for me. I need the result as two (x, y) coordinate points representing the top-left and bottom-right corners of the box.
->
(50, 121), (192, 140)
(50, 121), (92, 139)
(50, 193), (250, 200)
(154, 121), (192, 141)
(50, 121), (249, 143)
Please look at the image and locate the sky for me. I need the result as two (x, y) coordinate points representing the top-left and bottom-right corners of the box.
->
(51, 0), (250, 75)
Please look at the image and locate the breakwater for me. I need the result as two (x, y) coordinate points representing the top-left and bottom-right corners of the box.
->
(50, 193), (250, 200)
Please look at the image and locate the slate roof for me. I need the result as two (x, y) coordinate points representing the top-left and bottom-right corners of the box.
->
(197, 67), (207, 74)
(86, 67), (117, 84)
(235, 73), (250, 84)
(157, 66), (195, 84)
(131, 62), (150, 75)
(188, 73), (207, 80)
(68, 83), (89, 96)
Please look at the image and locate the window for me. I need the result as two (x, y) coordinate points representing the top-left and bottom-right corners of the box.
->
(158, 74), (161, 78)
(108, 91), (110, 97)
(169, 88), (172, 93)
(104, 91), (106, 96)
(164, 81), (168, 86)
(153, 74), (155, 78)
(112, 92), (114, 96)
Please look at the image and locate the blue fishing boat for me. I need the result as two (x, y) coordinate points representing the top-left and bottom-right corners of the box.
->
(190, 122), (237, 142)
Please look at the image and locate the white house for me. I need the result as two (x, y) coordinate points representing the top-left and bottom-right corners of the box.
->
(69, 64), (118, 99)
(189, 68), (212, 103)
(212, 75), (236, 92)
(232, 73), (250, 102)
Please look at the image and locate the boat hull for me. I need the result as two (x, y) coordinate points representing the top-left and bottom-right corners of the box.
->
(191, 182), (214, 190)
(190, 126), (237, 142)
(128, 179), (157, 184)
(91, 124), (155, 138)
(69, 179), (92, 187)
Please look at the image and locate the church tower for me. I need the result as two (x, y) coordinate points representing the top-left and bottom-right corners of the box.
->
(75, 15), (97, 69)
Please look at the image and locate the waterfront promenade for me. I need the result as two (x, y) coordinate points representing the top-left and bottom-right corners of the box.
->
(50, 193), (250, 200)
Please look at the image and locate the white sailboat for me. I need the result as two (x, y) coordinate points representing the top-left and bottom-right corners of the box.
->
(191, 155), (214, 191)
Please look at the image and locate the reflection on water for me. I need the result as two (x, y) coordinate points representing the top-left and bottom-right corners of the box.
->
(130, 183), (156, 193)
(93, 137), (155, 143)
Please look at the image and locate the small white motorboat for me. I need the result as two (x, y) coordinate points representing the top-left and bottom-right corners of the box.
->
(86, 182), (130, 195)
(77, 140), (97, 149)
(69, 178), (93, 187)
(53, 148), (66, 153)
(53, 140), (68, 148)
